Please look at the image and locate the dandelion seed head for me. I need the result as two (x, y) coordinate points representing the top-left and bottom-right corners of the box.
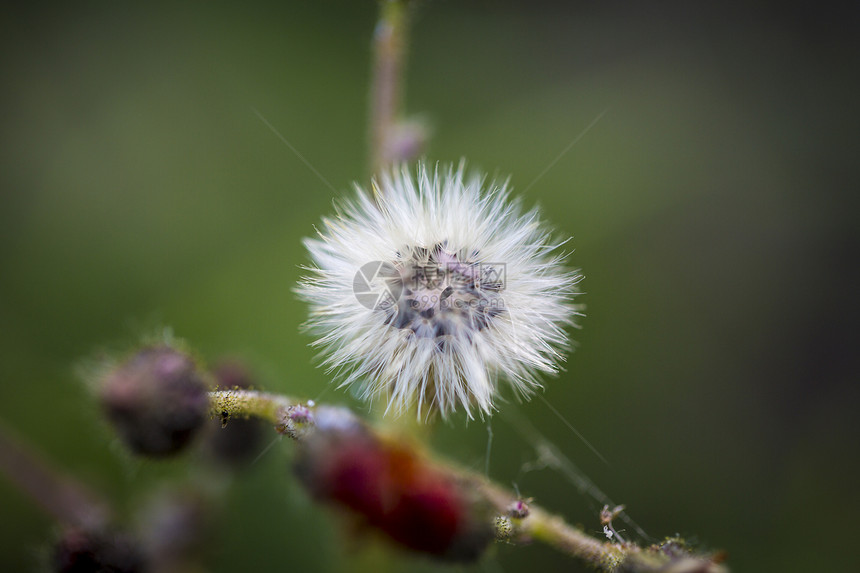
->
(296, 162), (581, 419)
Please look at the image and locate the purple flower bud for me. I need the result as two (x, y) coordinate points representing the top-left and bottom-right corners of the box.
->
(100, 346), (209, 457)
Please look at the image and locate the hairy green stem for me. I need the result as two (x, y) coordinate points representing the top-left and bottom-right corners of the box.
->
(466, 474), (728, 572)
(208, 390), (296, 426)
(524, 506), (613, 562)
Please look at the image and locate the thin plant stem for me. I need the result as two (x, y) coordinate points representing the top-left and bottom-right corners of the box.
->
(369, 0), (411, 178)
(0, 421), (110, 530)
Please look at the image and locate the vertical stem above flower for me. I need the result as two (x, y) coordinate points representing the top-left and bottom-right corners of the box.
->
(369, 0), (411, 178)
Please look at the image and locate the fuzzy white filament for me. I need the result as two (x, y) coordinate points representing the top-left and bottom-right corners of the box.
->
(296, 162), (581, 419)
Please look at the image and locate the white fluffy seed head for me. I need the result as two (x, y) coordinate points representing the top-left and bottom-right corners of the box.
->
(296, 162), (581, 420)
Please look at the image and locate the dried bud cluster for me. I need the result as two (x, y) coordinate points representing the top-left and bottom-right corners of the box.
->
(293, 407), (494, 562)
(99, 346), (209, 457)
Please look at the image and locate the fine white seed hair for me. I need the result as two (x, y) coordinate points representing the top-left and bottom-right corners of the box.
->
(296, 162), (581, 419)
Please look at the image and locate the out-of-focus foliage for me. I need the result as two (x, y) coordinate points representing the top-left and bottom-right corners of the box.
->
(1, 2), (857, 572)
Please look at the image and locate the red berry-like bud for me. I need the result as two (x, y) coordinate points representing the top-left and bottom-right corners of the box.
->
(100, 346), (209, 457)
(294, 407), (493, 562)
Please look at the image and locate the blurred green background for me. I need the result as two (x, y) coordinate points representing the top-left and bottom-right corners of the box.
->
(1, 1), (858, 571)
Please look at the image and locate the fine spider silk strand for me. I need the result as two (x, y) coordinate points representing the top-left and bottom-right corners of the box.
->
(502, 405), (652, 543)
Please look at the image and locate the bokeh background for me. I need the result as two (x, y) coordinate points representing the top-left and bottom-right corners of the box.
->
(2, 1), (858, 571)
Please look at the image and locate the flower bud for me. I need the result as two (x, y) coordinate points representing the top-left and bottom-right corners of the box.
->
(53, 526), (146, 573)
(507, 499), (530, 519)
(294, 407), (493, 562)
(100, 346), (209, 457)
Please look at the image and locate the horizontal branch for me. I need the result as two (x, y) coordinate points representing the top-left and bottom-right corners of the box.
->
(208, 389), (296, 426)
(206, 390), (728, 572)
